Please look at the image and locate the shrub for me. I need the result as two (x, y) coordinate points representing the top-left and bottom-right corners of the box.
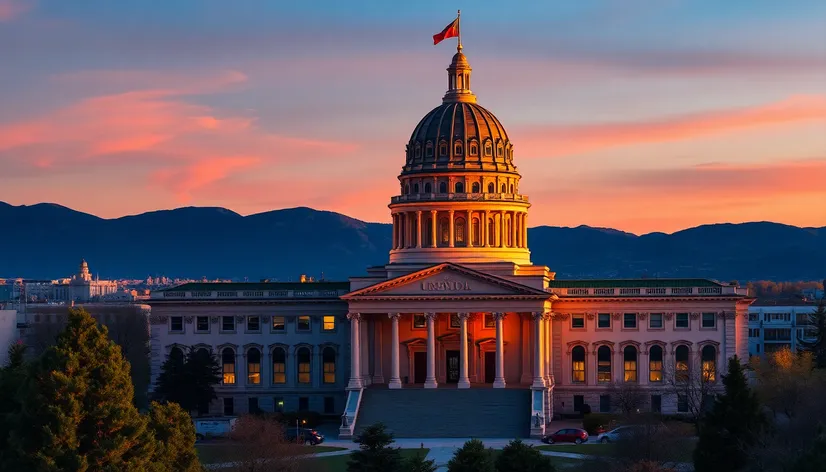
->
(347, 423), (402, 472)
(447, 439), (495, 472)
(582, 413), (620, 435)
(495, 439), (555, 472)
(404, 449), (437, 472)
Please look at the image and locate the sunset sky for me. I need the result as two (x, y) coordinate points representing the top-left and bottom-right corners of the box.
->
(1, 0), (825, 234)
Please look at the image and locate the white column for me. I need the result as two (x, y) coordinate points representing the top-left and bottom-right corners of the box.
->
(388, 313), (402, 389)
(544, 312), (553, 384)
(416, 211), (422, 248)
(467, 210), (474, 247)
(458, 312), (471, 389)
(372, 318), (384, 384)
(499, 211), (505, 247)
(483, 210), (490, 247)
(523, 213), (528, 248)
(532, 312), (545, 388)
(430, 210), (438, 247)
(424, 313), (438, 388)
(493, 312), (507, 388)
(511, 212), (517, 248)
(347, 313), (362, 389)
(448, 210), (455, 248)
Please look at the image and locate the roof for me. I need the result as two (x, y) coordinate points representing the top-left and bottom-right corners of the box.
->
(548, 278), (725, 289)
(751, 297), (820, 307)
(158, 281), (350, 292)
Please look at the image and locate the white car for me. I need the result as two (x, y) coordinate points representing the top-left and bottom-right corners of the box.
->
(595, 425), (641, 443)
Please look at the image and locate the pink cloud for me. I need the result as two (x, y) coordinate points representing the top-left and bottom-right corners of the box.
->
(149, 157), (262, 202)
(0, 0), (32, 22)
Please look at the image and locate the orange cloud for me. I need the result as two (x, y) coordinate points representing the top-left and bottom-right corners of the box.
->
(0, 0), (32, 22)
(517, 95), (826, 158)
(149, 157), (262, 202)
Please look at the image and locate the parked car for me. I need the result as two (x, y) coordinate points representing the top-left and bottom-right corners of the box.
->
(285, 427), (325, 445)
(541, 428), (589, 445)
(596, 424), (665, 443)
(193, 417), (237, 440)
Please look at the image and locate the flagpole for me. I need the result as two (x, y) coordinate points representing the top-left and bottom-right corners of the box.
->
(457, 9), (462, 51)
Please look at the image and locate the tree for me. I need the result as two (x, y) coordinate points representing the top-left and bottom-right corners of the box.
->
(154, 346), (221, 415)
(0, 341), (28, 465)
(798, 298), (826, 368)
(226, 415), (303, 472)
(607, 382), (647, 415)
(6, 307), (155, 471)
(751, 347), (816, 419)
(347, 423), (402, 472)
(446, 439), (495, 472)
(693, 356), (765, 472)
(403, 449), (437, 472)
(146, 401), (201, 472)
(662, 353), (718, 432)
(495, 439), (555, 472)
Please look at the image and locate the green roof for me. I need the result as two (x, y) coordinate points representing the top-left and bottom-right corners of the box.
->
(159, 281), (350, 292)
(548, 279), (724, 289)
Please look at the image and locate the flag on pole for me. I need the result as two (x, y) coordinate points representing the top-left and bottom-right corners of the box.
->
(433, 18), (459, 45)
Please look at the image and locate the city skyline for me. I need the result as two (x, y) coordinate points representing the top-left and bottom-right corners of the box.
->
(1, 1), (825, 234)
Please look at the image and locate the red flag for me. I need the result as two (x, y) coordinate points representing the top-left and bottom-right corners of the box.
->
(433, 18), (459, 45)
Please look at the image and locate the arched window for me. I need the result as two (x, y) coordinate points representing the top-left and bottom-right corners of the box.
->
(169, 346), (184, 362)
(470, 142), (478, 156)
(624, 346), (637, 382)
(487, 182), (494, 193)
(424, 182), (432, 193)
(509, 184), (514, 193)
(439, 181), (447, 194)
(439, 217), (450, 246)
(426, 142), (433, 157)
(497, 144), (504, 157)
(500, 183), (506, 193)
(472, 218), (481, 246)
(505, 217), (512, 246)
(572, 346), (586, 383)
(439, 142), (448, 156)
(472, 182), (480, 193)
(675, 345), (690, 382)
(247, 348), (261, 385)
(701, 345), (716, 382)
(323, 347), (336, 384)
(597, 346), (612, 383)
(455, 217), (466, 245)
(297, 347), (311, 384)
(196, 347), (209, 358)
(649, 345), (663, 382)
(272, 347), (286, 384)
(484, 141), (492, 156)
(454, 142), (463, 155)
(488, 218), (496, 245)
(221, 348), (236, 385)
(424, 217), (433, 246)
(413, 183), (419, 193)
(415, 143), (421, 158)
(455, 182), (464, 193)
(405, 184), (410, 195)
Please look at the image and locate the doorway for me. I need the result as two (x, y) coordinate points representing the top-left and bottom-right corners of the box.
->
(413, 351), (427, 384)
(484, 351), (496, 383)
(446, 350), (459, 383)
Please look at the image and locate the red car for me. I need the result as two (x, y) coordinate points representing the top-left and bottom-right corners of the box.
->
(541, 428), (589, 445)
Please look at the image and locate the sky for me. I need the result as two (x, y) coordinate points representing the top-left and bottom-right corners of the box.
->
(1, 0), (825, 235)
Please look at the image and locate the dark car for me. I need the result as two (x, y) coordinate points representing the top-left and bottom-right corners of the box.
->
(285, 427), (325, 445)
(541, 428), (589, 445)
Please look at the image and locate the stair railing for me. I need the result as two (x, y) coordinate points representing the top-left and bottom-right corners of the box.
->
(338, 388), (364, 439)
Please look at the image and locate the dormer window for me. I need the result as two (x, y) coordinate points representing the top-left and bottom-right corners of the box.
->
(426, 142), (434, 157)
(484, 141), (492, 156)
(439, 142), (448, 156)
(497, 145), (504, 157)
(471, 182), (480, 193)
(500, 183), (506, 193)
(415, 143), (421, 158)
(487, 182), (494, 193)
(424, 182), (432, 193)
(454, 141), (463, 156)
(469, 142), (478, 156)
(439, 181), (447, 193)
(413, 183), (420, 193)
(455, 182), (464, 193)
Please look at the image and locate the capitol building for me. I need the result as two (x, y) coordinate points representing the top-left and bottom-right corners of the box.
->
(149, 45), (753, 439)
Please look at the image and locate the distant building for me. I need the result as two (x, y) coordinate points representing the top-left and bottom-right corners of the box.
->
(53, 259), (119, 302)
(748, 298), (819, 357)
(0, 310), (19, 364)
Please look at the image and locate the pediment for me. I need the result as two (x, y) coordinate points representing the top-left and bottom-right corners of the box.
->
(343, 263), (549, 299)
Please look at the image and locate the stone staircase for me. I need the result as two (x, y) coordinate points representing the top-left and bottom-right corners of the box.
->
(354, 388), (531, 438)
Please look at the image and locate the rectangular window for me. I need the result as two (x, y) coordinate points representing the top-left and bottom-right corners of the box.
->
(273, 359), (286, 384)
(247, 316), (260, 332)
(573, 395), (584, 413)
(324, 397), (335, 414)
(483, 314), (495, 328)
(651, 395), (662, 413)
(274, 397), (284, 413)
(623, 313), (637, 329)
(676, 313), (689, 329)
(701, 313), (716, 328)
(272, 316), (285, 332)
(299, 360), (311, 384)
(324, 358), (335, 384)
(571, 314), (585, 329)
(223, 397), (234, 416)
(649, 313), (663, 329)
(677, 394), (688, 413)
(297, 316), (311, 332)
(323, 315), (336, 331)
(222, 316), (235, 332)
(170, 316), (183, 332)
(223, 360), (236, 385)
(572, 359), (585, 383)
(248, 397), (259, 414)
(650, 359), (663, 382)
(248, 358), (260, 385)
(298, 397), (309, 412)
(449, 314), (460, 328)
(749, 313), (758, 322)
(196, 316), (209, 332)
(599, 395), (611, 413)
(597, 313), (611, 329)
(413, 314), (426, 329)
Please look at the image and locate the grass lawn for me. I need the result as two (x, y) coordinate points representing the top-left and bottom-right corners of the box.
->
(538, 439), (696, 463)
(305, 448), (429, 472)
(196, 443), (347, 465)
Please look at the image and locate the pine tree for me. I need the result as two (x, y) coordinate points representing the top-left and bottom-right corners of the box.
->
(7, 307), (154, 471)
(0, 341), (28, 465)
(446, 439), (495, 472)
(154, 347), (221, 415)
(798, 298), (826, 369)
(146, 401), (201, 472)
(495, 439), (556, 472)
(347, 422), (402, 472)
(693, 356), (765, 472)
(403, 449), (438, 472)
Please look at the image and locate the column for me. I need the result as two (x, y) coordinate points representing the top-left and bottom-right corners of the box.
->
(483, 210), (490, 247)
(347, 313), (362, 389)
(499, 211), (505, 247)
(522, 213), (528, 248)
(430, 210), (437, 247)
(467, 210), (474, 247)
(511, 212), (517, 248)
(415, 211), (422, 248)
(640, 349), (649, 385)
(424, 313), (438, 388)
(391, 214), (397, 249)
(544, 312), (553, 384)
(372, 318), (384, 384)
(361, 317), (370, 385)
(388, 313), (402, 389)
(448, 210), (455, 248)
(493, 312), (506, 388)
(532, 312), (545, 388)
(458, 313), (471, 388)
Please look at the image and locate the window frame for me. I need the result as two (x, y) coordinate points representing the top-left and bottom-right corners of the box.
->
(571, 314), (586, 330)
(623, 346), (638, 382)
(649, 313), (664, 329)
(413, 314), (426, 329)
(247, 316), (261, 333)
(675, 313), (689, 329)
(701, 312), (716, 329)
(221, 348), (236, 385)
(296, 315), (311, 332)
(322, 347), (336, 384)
(297, 347), (311, 384)
(322, 315), (336, 332)
(597, 313), (611, 329)
(649, 345), (664, 382)
(571, 345), (586, 383)
(271, 316), (286, 333)
(221, 315), (235, 333)
(597, 345), (612, 383)
(195, 316), (210, 333)
(272, 347), (287, 385)
(623, 313), (638, 330)
(169, 316), (184, 333)
(247, 348), (261, 385)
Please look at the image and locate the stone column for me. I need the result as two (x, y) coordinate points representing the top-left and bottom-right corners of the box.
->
(424, 313), (438, 388)
(448, 210), (455, 248)
(458, 312), (471, 389)
(499, 211), (505, 248)
(467, 210), (474, 247)
(511, 212), (518, 248)
(388, 313), (402, 389)
(430, 210), (437, 247)
(532, 312), (545, 388)
(523, 213), (528, 248)
(415, 211), (422, 248)
(391, 214), (397, 249)
(347, 313), (362, 389)
(493, 312), (507, 388)
(373, 318), (384, 384)
(640, 348), (649, 385)
(544, 312), (553, 384)
(483, 210), (490, 247)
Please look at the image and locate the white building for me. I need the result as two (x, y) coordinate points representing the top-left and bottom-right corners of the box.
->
(0, 310), (20, 365)
(748, 298), (819, 357)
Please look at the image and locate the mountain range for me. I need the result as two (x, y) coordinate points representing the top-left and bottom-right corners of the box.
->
(0, 201), (823, 282)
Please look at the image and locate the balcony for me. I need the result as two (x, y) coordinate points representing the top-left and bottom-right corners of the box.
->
(550, 285), (748, 297)
(154, 289), (349, 301)
(390, 192), (529, 204)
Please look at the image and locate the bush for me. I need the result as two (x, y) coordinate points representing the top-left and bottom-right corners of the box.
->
(582, 413), (620, 435)
(495, 439), (555, 472)
(447, 439), (495, 472)
(347, 423), (402, 472)
(404, 449), (437, 472)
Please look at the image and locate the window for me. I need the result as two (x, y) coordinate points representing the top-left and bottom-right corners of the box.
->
(472, 218), (481, 246)
(483, 314), (495, 328)
(572, 314), (585, 329)
(439, 217), (450, 245)
(274, 397), (284, 413)
(675, 345), (689, 382)
(449, 314), (460, 328)
(196, 316), (209, 332)
(222, 348), (236, 385)
(297, 347), (311, 384)
(675, 313), (689, 328)
(455, 217), (466, 244)
(677, 394), (688, 413)
(247, 316), (260, 332)
(298, 397), (309, 412)
(323, 315), (335, 331)
(323, 347), (336, 384)
(324, 397), (335, 414)
(500, 183), (506, 193)
(454, 142), (463, 155)
(413, 183), (419, 193)
(487, 182), (494, 193)
(424, 182), (432, 193)
(649, 313), (663, 329)
(597, 346), (612, 383)
(248, 397), (259, 414)
(223, 397), (234, 416)
(272, 347), (286, 384)
(623, 313), (637, 329)
(572, 346), (585, 383)
(749, 328), (760, 337)
(623, 346), (637, 382)
(454, 182), (464, 193)
(170, 316), (183, 332)
(426, 143), (433, 157)
(222, 316), (235, 332)
(765, 328), (792, 341)
(439, 181), (447, 193)
(701, 313), (716, 328)
(272, 316), (285, 332)
(749, 313), (758, 322)
(701, 345), (716, 382)
(472, 182), (480, 193)
(248, 348), (261, 385)
(651, 395), (662, 413)
(597, 313), (611, 329)
(600, 395), (611, 413)
(509, 184), (514, 193)
(484, 141), (492, 156)
(574, 395), (584, 412)
(297, 316), (311, 332)
(414, 144), (421, 158)
(169, 346), (184, 362)
(497, 145), (504, 157)
(649, 345), (663, 382)
(469, 143), (478, 156)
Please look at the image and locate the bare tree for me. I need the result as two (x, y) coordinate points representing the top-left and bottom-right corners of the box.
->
(226, 415), (305, 472)
(661, 355), (719, 432)
(607, 383), (647, 415)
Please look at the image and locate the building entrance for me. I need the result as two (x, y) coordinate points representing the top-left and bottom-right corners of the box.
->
(484, 351), (496, 383)
(446, 350), (459, 383)
(414, 351), (427, 384)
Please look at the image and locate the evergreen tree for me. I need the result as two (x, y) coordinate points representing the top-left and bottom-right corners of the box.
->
(7, 308), (154, 471)
(146, 401), (201, 472)
(0, 341), (28, 465)
(347, 422), (402, 472)
(693, 356), (765, 472)
(798, 298), (826, 369)
(495, 439), (556, 472)
(154, 347), (221, 415)
(446, 438), (495, 472)
(403, 449), (438, 472)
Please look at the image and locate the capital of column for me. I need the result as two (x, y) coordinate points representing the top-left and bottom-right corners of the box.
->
(457, 312), (471, 321)
(388, 313), (401, 321)
(424, 312), (438, 321)
(542, 311), (553, 322)
(531, 311), (543, 321)
(493, 312), (506, 321)
(347, 312), (361, 322)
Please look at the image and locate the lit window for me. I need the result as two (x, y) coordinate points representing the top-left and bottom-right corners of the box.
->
(323, 315), (335, 331)
(170, 316), (183, 332)
(702, 313), (716, 328)
(597, 346), (612, 383)
(597, 313), (611, 329)
(572, 346), (585, 383)
(297, 316), (311, 331)
(701, 345), (716, 382)
(413, 314), (426, 329)
(247, 348), (261, 384)
(272, 348), (286, 384)
(297, 348), (311, 384)
(272, 316), (285, 332)
(323, 347), (336, 384)
(649, 313), (663, 329)
(483, 314), (495, 328)
(222, 348), (236, 385)
(623, 346), (637, 382)
(572, 314), (585, 329)
(675, 345), (689, 382)
(623, 313), (637, 329)
(649, 345), (663, 382)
